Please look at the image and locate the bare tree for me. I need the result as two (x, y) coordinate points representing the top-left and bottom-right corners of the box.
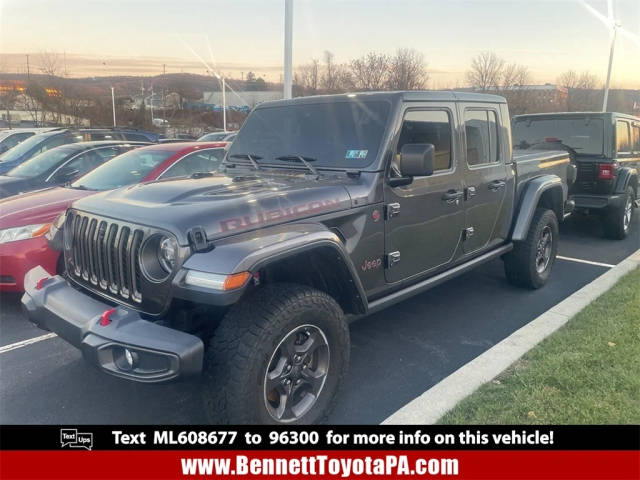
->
(557, 69), (600, 111)
(39, 51), (61, 78)
(295, 59), (320, 94)
(321, 51), (352, 93)
(350, 52), (390, 91)
(466, 51), (505, 91)
(502, 63), (530, 89)
(387, 48), (428, 90)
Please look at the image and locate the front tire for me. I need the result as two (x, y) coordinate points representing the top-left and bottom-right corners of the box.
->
(603, 187), (635, 240)
(202, 283), (350, 424)
(505, 208), (559, 289)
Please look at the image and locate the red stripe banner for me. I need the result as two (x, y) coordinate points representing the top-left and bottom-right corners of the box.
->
(1, 450), (638, 479)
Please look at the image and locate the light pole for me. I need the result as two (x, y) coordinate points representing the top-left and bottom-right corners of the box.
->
(111, 86), (116, 127)
(215, 73), (227, 132)
(602, 23), (620, 112)
(284, 0), (293, 99)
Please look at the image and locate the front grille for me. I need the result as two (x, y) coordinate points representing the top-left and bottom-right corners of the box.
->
(66, 211), (144, 305)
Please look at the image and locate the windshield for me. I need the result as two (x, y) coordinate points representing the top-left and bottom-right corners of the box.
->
(0, 132), (58, 163)
(512, 117), (605, 155)
(198, 132), (228, 142)
(71, 148), (174, 190)
(227, 100), (391, 169)
(6, 146), (77, 177)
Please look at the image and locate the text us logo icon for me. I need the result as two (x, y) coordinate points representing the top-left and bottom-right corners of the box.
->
(60, 429), (93, 450)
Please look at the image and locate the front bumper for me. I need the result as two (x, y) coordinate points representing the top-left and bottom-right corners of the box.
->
(21, 266), (203, 383)
(571, 193), (626, 211)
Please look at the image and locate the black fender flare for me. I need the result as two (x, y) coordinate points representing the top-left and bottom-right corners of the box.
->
(614, 166), (638, 196)
(180, 222), (368, 314)
(511, 175), (566, 242)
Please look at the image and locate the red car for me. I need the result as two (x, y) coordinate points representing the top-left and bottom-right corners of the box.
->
(0, 142), (227, 291)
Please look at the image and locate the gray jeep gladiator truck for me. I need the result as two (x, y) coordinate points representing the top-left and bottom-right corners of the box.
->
(513, 112), (639, 239)
(23, 92), (574, 424)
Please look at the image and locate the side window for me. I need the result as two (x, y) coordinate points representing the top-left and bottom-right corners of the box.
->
(616, 120), (630, 153)
(4, 132), (33, 149)
(124, 133), (151, 142)
(39, 135), (72, 154)
(632, 125), (640, 153)
(464, 110), (499, 166)
(396, 110), (452, 173)
(54, 147), (121, 181)
(160, 149), (225, 179)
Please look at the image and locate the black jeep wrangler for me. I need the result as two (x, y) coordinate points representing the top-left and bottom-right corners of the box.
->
(513, 112), (639, 239)
(23, 92), (574, 424)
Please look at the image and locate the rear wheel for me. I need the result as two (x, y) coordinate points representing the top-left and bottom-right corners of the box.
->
(603, 187), (634, 240)
(202, 283), (349, 424)
(505, 208), (558, 289)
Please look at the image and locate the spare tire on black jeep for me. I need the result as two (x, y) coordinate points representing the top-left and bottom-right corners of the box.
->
(202, 283), (350, 424)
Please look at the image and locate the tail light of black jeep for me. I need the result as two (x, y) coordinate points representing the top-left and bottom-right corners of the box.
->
(598, 163), (615, 180)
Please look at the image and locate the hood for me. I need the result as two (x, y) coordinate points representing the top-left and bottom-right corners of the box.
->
(73, 171), (355, 244)
(0, 175), (35, 199)
(0, 186), (94, 229)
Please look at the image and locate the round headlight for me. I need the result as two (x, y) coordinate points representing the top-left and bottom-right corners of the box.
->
(158, 236), (178, 273)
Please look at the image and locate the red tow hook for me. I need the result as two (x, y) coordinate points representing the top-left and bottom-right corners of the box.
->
(100, 308), (117, 326)
(35, 277), (50, 290)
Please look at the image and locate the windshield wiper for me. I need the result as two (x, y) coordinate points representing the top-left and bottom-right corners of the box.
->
(275, 155), (319, 177)
(69, 184), (88, 190)
(228, 153), (262, 170)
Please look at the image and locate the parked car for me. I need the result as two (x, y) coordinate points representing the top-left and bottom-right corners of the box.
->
(23, 92), (574, 424)
(513, 112), (639, 239)
(0, 128), (58, 154)
(0, 128), (160, 174)
(0, 141), (148, 199)
(0, 142), (227, 292)
(198, 131), (237, 142)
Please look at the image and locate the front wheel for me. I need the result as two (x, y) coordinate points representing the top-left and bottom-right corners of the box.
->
(505, 208), (559, 289)
(202, 284), (350, 424)
(603, 187), (635, 240)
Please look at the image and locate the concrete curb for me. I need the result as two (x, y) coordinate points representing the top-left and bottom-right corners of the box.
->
(382, 248), (640, 425)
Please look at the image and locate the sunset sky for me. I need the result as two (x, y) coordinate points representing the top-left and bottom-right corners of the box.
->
(1, 0), (639, 88)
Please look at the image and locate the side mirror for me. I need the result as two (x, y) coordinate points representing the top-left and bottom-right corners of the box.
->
(399, 143), (435, 178)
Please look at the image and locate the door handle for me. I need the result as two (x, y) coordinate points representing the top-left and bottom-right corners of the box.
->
(488, 180), (506, 191)
(442, 190), (464, 204)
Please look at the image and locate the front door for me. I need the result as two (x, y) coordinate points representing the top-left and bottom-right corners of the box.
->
(384, 106), (465, 283)
(460, 105), (509, 254)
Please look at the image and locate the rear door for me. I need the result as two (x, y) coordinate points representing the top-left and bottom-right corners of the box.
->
(383, 104), (466, 283)
(460, 104), (509, 254)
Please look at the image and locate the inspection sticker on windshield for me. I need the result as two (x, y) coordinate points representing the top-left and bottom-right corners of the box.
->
(346, 149), (368, 159)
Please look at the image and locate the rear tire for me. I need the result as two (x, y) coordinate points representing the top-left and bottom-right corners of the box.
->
(603, 187), (634, 240)
(202, 283), (349, 424)
(505, 208), (558, 289)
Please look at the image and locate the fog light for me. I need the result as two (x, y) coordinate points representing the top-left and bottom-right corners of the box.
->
(124, 348), (138, 369)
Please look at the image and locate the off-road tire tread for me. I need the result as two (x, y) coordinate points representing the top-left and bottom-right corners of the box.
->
(603, 186), (634, 240)
(203, 283), (349, 424)
(505, 208), (558, 289)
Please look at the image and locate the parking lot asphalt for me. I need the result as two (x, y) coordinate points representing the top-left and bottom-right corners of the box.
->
(0, 213), (638, 425)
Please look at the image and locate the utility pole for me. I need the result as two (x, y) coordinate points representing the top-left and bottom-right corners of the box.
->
(284, 0), (293, 99)
(602, 23), (619, 112)
(26, 54), (30, 80)
(222, 77), (226, 132)
(111, 86), (116, 127)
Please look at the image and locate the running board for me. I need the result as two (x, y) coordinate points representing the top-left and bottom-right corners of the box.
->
(356, 243), (514, 320)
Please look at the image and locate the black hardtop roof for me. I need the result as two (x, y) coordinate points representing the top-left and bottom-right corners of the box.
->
(258, 91), (506, 109)
(514, 111), (640, 122)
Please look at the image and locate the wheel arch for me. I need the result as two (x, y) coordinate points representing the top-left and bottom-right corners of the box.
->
(511, 175), (565, 242)
(181, 223), (368, 315)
